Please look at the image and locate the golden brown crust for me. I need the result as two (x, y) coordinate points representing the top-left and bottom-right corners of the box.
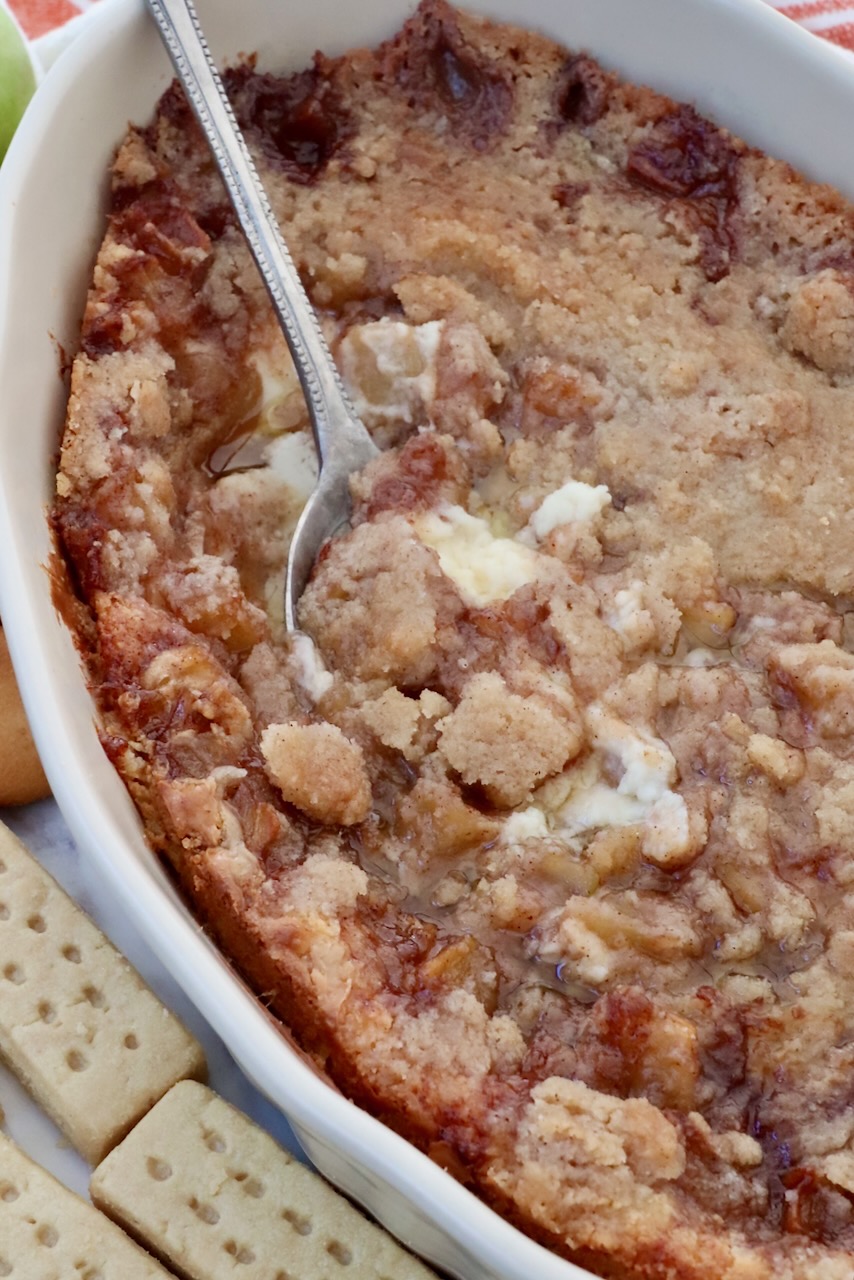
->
(54, 3), (854, 1276)
(260, 722), (372, 826)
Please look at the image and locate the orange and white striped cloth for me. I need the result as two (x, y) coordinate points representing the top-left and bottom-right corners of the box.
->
(7, 0), (854, 51)
(9, 0), (92, 40)
(5, 0), (854, 52)
(766, 0), (854, 50)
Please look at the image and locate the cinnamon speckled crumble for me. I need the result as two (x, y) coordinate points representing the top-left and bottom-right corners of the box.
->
(55, 3), (854, 1276)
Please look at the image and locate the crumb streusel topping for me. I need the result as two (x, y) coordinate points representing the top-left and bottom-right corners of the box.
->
(55, 4), (854, 1275)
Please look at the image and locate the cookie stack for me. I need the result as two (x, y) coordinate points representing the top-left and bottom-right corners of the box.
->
(0, 821), (436, 1279)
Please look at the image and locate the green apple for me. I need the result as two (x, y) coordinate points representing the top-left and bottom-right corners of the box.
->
(0, 3), (36, 162)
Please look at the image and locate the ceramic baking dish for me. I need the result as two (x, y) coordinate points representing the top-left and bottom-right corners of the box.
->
(1, 1), (853, 1276)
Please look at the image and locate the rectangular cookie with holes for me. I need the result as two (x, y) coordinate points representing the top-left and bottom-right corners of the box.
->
(90, 1080), (437, 1280)
(0, 820), (205, 1163)
(0, 1129), (171, 1279)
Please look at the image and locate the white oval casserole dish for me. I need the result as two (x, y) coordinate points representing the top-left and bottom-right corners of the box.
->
(1, 2), (854, 1277)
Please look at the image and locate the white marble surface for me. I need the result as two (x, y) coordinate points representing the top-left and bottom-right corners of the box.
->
(0, 797), (304, 1199)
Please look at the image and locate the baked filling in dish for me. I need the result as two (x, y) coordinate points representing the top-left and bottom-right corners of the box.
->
(55, 3), (854, 1275)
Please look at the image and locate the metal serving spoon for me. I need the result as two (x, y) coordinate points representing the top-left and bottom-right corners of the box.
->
(145, 0), (378, 631)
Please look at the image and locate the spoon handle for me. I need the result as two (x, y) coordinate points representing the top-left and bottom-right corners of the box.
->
(145, 0), (374, 471)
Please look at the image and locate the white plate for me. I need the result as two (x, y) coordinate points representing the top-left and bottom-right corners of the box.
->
(1, 2), (853, 1277)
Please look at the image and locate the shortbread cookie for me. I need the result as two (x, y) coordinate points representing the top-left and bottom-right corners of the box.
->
(0, 1130), (172, 1279)
(0, 821), (205, 1163)
(0, 625), (50, 806)
(91, 1081), (437, 1280)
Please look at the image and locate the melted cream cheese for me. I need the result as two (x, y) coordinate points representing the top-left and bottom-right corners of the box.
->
(339, 319), (443, 426)
(588, 709), (677, 806)
(603, 581), (650, 644)
(557, 759), (648, 831)
(291, 633), (334, 701)
(266, 430), (318, 499)
(415, 505), (541, 606)
(526, 708), (690, 865)
(578, 709), (690, 859)
(529, 479), (611, 538)
(500, 806), (551, 844)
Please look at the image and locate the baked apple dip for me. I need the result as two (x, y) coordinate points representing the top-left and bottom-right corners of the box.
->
(55, 2), (854, 1275)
